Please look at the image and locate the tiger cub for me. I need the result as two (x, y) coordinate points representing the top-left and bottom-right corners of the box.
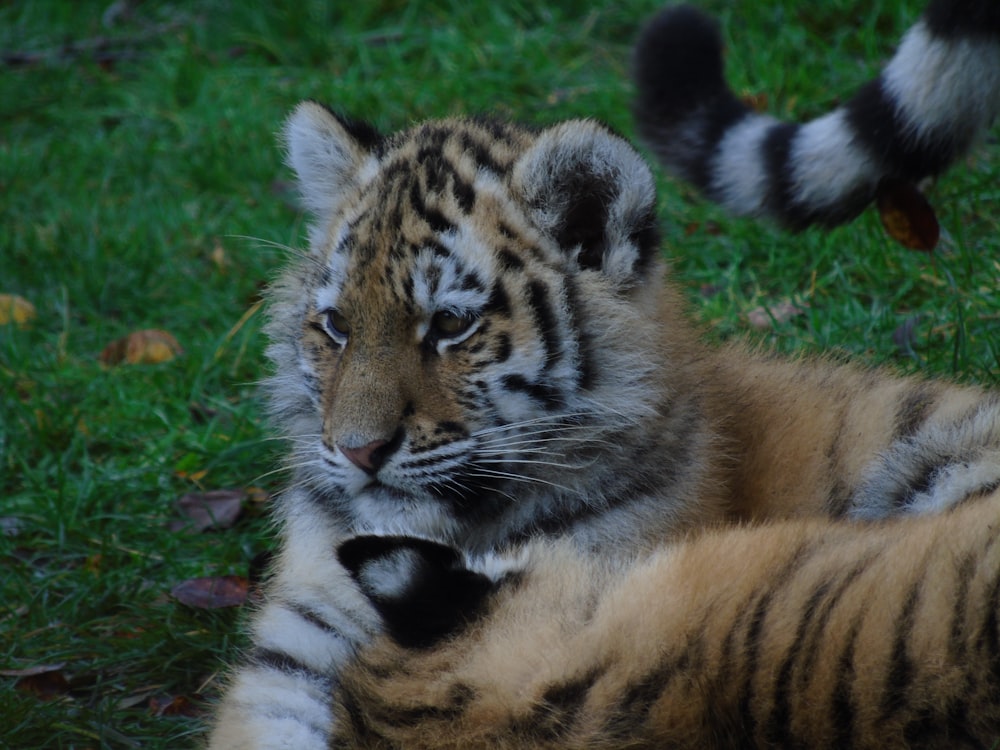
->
(331, 494), (1000, 750)
(207, 18), (1000, 748)
(633, 0), (1000, 228)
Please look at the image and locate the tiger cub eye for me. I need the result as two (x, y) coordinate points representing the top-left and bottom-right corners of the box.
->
(431, 311), (475, 338)
(325, 309), (351, 340)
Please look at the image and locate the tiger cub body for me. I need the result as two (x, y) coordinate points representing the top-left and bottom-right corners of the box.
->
(207, 1), (1000, 743)
(332, 493), (1000, 750)
(633, 0), (1000, 229)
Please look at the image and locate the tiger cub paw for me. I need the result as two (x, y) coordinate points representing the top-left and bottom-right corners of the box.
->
(337, 536), (497, 648)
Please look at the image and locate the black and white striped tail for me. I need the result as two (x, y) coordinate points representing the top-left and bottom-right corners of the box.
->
(633, 0), (1000, 229)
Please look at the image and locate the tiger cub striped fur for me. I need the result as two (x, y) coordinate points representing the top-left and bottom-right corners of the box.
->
(633, 0), (1000, 229)
(207, 102), (1000, 747)
(332, 496), (1000, 749)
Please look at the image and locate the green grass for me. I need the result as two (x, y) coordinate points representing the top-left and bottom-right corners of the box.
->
(1, 0), (997, 747)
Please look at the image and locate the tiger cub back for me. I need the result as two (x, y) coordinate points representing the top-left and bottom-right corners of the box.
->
(333, 493), (1000, 749)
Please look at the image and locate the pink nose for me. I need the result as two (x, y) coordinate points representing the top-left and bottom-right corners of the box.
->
(338, 439), (389, 473)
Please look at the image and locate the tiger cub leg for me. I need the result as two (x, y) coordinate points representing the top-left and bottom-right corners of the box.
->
(332, 497), (1000, 749)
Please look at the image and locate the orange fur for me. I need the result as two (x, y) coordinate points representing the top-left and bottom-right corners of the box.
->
(334, 495), (1000, 749)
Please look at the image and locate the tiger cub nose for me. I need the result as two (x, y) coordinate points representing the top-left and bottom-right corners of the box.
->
(338, 439), (390, 473)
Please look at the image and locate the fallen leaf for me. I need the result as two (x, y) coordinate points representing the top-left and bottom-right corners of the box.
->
(746, 300), (806, 330)
(7, 665), (71, 700)
(0, 662), (67, 678)
(171, 575), (249, 609)
(0, 294), (36, 327)
(149, 693), (203, 717)
(876, 178), (940, 251)
(99, 329), (183, 366)
(170, 489), (244, 533)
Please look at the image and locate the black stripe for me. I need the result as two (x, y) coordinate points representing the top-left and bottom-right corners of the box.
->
(512, 667), (604, 741)
(629, 209), (661, 277)
(923, 0), (1000, 38)
(500, 373), (565, 409)
(564, 275), (594, 390)
(605, 640), (703, 738)
(830, 616), (863, 749)
(458, 131), (506, 174)
(497, 246), (524, 271)
(948, 552), (976, 664)
(890, 461), (938, 512)
(364, 682), (475, 729)
(526, 280), (562, 371)
(761, 122), (809, 229)
(494, 332), (512, 363)
(288, 601), (341, 635)
(332, 687), (386, 748)
(486, 280), (512, 317)
(981, 541), (1000, 689)
(846, 76), (958, 181)
(893, 383), (938, 440)
(793, 557), (875, 697)
(249, 647), (330, 684)
(736, 544), (811, 739)
(880, 578), (923, 719)
(763, 578), (835, 746)
(423, 205), (455, 235)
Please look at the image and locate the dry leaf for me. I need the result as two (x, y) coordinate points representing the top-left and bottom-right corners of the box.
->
(170, 489), (244, 533)
(7, 665), (71, 700)
(99, 329), (183, 366)
(0, 294), (36, 327)
(171, 575), (249, 609)
(876, 178), (940, 251)
(0, 662), (67, 678)
(149, 693), (203, 717)
(746, 300), (806, 330)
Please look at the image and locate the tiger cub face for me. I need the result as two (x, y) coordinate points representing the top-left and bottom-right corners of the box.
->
(266, 103), (669, 546)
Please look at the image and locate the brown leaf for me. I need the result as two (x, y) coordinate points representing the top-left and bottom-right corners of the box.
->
(149, 693), (204, 717)
(170, 489), (245, 533)
(99, 329), (183, 366)
(876, 178), (940, 251)
(746, 300), (806, 330)
(171, 575), (249, 609)
(9, 666), (71, 700)
(0, 294), (36, 327)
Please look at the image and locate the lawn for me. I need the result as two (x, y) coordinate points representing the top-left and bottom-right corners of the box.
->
(2, 0), (997, 747)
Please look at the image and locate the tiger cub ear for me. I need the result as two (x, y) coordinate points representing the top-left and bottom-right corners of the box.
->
(337, 536), (497, 649)
(282, 101), (382, 223)
(513, 120), (661, 283)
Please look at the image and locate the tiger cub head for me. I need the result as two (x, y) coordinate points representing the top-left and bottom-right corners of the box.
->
(267, 102), (676, 545)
